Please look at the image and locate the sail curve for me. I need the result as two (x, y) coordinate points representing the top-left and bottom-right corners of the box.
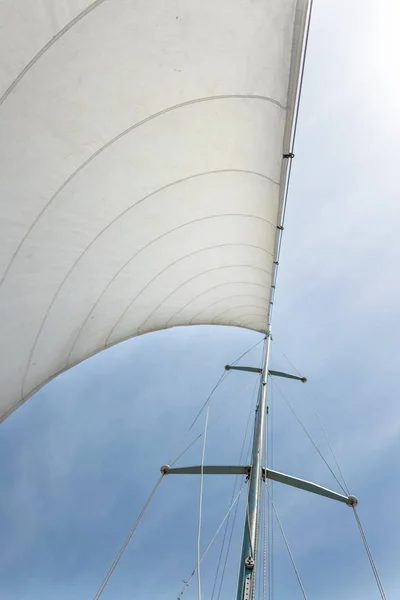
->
(0, 0), (309, 420)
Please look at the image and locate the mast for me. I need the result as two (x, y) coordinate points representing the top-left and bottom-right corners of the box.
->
(162, 337), (357, 599)
(236, 333), (271, 600)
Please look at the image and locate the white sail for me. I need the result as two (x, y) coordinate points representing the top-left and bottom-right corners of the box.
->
(0, 0), (308, 420)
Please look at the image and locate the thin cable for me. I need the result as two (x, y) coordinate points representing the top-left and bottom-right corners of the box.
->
(262, 379), (268, 600)
(191, 337), (263, 433)
(272, 339), (351, 496)
(262, 468), (267, 600)
(166, 370), (229, 466)
(216, 381), (260, 600)
(177, 482), (245, 599)
(310, 401), (350, 495)
(231, 336), (266, 366)
(211, 376), (259, 600)
(197, 395), (211, 600)
(190, 371), (228, 433)
(168, 338), (265, 468)
(271, 339), (302, 377)
(270, 384), (274, 600)
(265, 484), (308, 600)
(170, 412), (224, 467)
(353, 508), (387, 600)
(92, 475), (163, 600)
(216, 482), (243, 600)
(271, 379), (348, 494)
(273, 344), (386, 598)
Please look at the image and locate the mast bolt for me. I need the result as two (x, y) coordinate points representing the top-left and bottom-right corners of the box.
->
(245, 556), (255, 569)
(160, 464), (170, 475)
(347, 495), (358, 507)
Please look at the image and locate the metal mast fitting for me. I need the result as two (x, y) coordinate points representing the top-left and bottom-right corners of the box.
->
(225, 364), (307, 383)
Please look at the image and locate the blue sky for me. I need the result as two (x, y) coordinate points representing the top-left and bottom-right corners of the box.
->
(1, 1), (399, 599)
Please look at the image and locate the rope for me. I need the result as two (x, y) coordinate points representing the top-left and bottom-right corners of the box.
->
(271, 378), (348, 494)
(265, 484), (308, 600)
(177, 483), (246, 599)
(352, 508), (387, 600)
(92, 475), (164, 600)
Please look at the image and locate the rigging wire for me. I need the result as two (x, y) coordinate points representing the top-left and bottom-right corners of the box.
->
(311, 402), (350, 495)
(177, 482), (246, 599)
(92, 475), (164, 600)
(271, 339), (351, 495)
(268, 382), (275, 600)
(170, 412), (223, 468)
(270, 378), (348, 494)
(265, 484), (308, 600)
(197, 387), (212, 600)
(271, 342), (387, 600)
(230, 336), (265, 367)
(262, 422), (267, 599)
(261, 480), (267, 600)
(216, 423), (255, 600)
(211, 375), (260, 600)
(352, 508), (387, 600)
(167, 337), (264, 467)
(216, 377), (261, 600)
(190, 336), (264, 433)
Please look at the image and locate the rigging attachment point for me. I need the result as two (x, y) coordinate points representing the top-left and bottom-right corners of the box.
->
(283, 152), (295, 158)
(224, 364), (231, 371)
(160, 464), (170, 475)
(347, 495), (358, 507)
(245, 556), (255, 569)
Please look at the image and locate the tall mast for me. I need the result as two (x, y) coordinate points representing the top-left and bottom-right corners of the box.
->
(162, 333), (357, 598)
(236, 333), (271, 600)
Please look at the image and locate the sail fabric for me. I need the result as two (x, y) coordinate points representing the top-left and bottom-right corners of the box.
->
(0, 0), (308, 421)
